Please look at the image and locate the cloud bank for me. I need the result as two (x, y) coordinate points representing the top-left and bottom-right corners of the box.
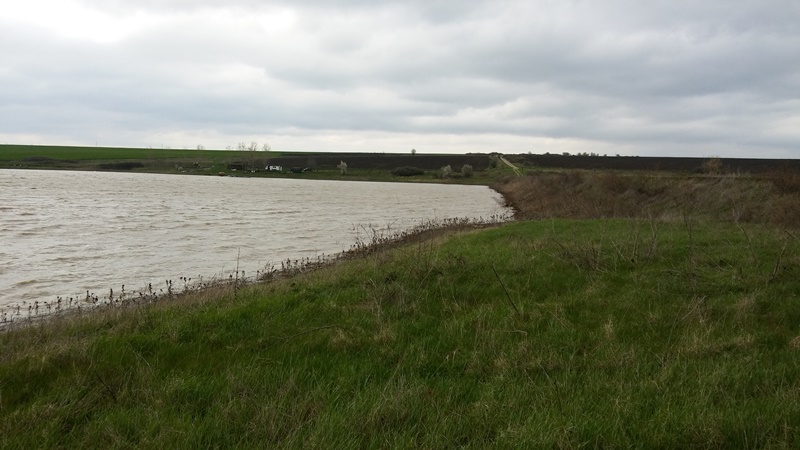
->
(2, 0), (799, 157)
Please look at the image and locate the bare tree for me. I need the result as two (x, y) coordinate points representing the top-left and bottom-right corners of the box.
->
(247, 142), (259, 170)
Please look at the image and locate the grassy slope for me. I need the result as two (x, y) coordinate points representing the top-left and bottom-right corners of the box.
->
(2, 219), (799, 447)
(0, 144), (272, 161)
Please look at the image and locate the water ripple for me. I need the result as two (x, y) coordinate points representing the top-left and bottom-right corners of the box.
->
(0, 169), (510, 308)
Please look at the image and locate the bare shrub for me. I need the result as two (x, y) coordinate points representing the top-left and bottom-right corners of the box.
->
(767, 169), (800, 194)
(598, 172), (629, 194)
(702, 157), (723, 175)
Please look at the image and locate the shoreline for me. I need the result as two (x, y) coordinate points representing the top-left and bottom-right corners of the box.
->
(0, 216), (511, 332)
(1, 168), (513, 324)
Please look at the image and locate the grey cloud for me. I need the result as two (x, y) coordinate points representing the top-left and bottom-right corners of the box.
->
(3, 0), (799, 156)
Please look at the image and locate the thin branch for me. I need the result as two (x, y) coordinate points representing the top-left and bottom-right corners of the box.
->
(94, 371), (117, 403)
(492, 265), (520, 316)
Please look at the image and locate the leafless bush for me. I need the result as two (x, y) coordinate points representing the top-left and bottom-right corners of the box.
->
(701, 157), (723, 175)
(767, 169), (800, 194)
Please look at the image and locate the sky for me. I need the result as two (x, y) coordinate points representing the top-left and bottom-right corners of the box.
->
(1, 0), (799, 158)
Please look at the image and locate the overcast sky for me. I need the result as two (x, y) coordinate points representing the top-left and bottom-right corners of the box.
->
(2, 0), (799, 157)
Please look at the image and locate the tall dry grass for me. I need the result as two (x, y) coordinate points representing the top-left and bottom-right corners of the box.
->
(492, 170), (800, 228)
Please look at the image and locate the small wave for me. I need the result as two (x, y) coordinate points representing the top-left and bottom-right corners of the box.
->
(44, 255), (78, 264)
(3, 172), (509, 307)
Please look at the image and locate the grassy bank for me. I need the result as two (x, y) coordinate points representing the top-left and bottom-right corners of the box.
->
(492, 169), (800, 227)
(2, 218), (799, 447)
(0, 144), (283, 176)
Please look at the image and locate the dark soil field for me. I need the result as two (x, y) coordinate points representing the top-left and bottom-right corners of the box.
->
(504, 153), (800, 174)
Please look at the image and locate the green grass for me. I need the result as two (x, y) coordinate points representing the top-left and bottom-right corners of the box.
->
(0, 144), (281, 176)
(2, 219), (799, 447)
(0, 144), (274, 161)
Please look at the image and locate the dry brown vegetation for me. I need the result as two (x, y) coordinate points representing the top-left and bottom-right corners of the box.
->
(492, 170), (800, 228)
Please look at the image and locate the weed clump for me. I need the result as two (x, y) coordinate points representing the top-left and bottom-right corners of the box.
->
(701, 156), (724, 175)
(767, 168), (800, 194)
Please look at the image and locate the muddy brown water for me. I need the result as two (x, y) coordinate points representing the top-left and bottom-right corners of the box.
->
(0, 169), (509, 313)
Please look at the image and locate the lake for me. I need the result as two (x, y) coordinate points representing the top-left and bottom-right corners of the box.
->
(0, 169), (509, 315)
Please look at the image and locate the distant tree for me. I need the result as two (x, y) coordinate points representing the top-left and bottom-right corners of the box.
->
(337, 161), (348, 175)
(461, 164), (474, 178)
(246, 142), (259, 170)
(262, 142), (271, 152)
(411, 148), (417, 156)
(196, 144), (205, 150)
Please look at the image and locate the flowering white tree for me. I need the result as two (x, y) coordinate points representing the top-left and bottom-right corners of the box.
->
(337, 161), (348, 175)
